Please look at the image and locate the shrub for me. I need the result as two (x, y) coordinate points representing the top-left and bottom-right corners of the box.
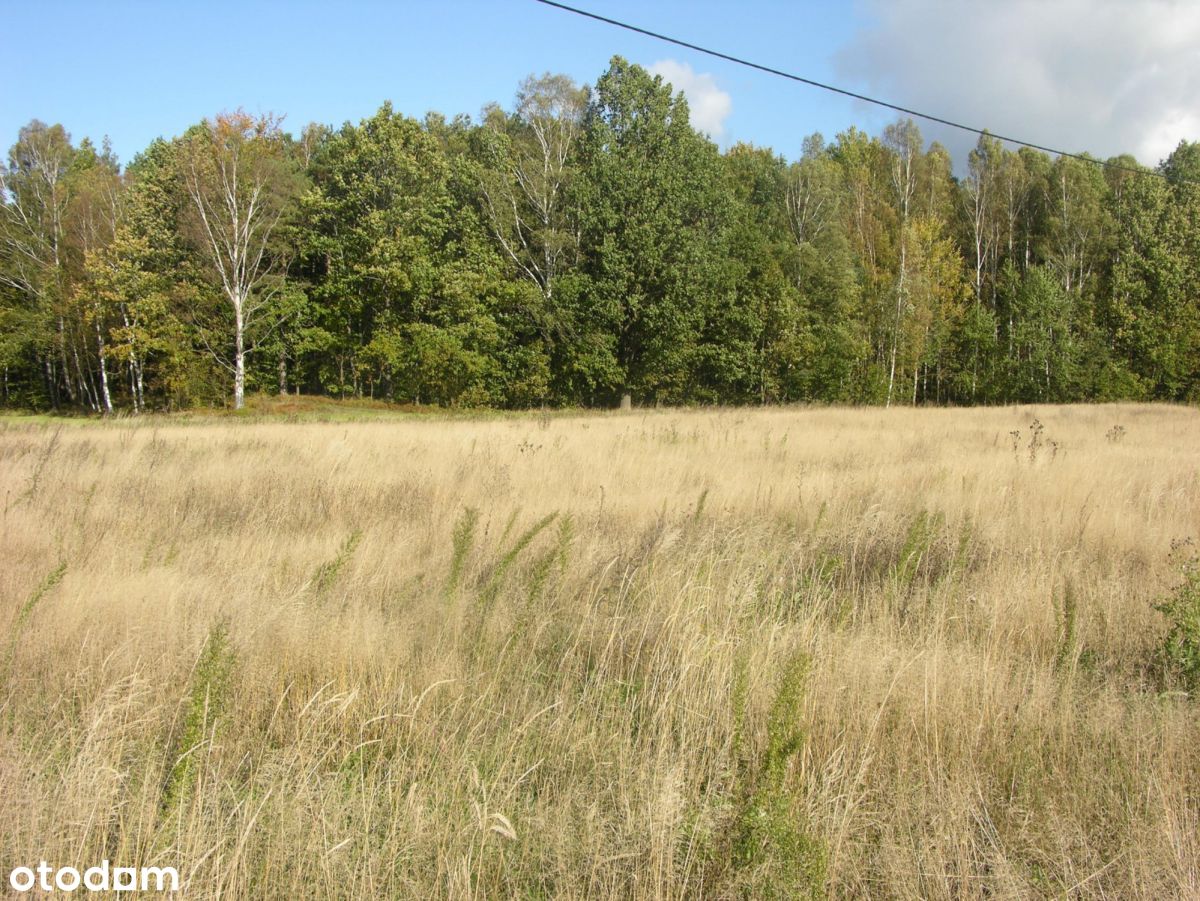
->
(1155, 558), (1200, 694)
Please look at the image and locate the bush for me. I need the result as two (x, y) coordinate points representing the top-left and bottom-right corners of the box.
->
(1155, 558), (1200, 694)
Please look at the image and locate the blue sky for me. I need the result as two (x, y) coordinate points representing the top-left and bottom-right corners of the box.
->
(3, 1), (1197, 169)
(0, 1), (882, 165)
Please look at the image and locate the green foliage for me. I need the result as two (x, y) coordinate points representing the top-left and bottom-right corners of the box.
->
(479, 512), (559, 607)
(1000, 264), (1078, 402)
(1104, 143), (1200, 401)
(161, 619), (237, 815)
(11, 560), (66, 630)
(893, 510), (945, 589)
(729, 651), (826, 898)
(524, 514), (574, 604)
(1055, 579), (1081, 673)
(4, 78), (1199, 412)
(468, 512), (560, 650)
(2, 561), (67, 677)
(447, 507), (480, 594)
(575, 56), (730, 404)
(1155, 557), (1200, 694)
(312, 529), (363, 597)
(15, 424), (61, 504)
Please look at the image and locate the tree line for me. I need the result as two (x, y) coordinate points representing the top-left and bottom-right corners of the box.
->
(2, 56), (1198, 412)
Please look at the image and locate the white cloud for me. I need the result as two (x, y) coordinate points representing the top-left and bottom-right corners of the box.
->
(648, 59), (733, 139)
(837, 0), (1200, 167)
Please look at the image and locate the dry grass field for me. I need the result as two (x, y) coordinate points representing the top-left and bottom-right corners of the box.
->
(1, 403), (1198, 898)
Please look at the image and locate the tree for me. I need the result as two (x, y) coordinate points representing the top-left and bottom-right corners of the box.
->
(883, 118), (922, 406)
(711, 143), (791, 403)
(1000, 264), (1076, 401)
(478, 74), (587, 338)
(178, 111), (300, 408)
(575, 56), (727, 406)
(785, 134), (840, 256)
(830, 127), (894, 398)
(904, 217), (968, 404)
(304, 104), (514, 405)
(962, 132), (1001, 307)
(0, 121), (76, 407)
(3, 60), (1194, 413)
(117, 137), (214, 410)
(1103, 142), (1200, 399)
(1045, 154), (1109, 297)
(67, 139), (123, 413)
(778, 135), (865, 402)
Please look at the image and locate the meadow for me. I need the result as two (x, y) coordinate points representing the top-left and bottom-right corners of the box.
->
(1, 403), (1198, 898)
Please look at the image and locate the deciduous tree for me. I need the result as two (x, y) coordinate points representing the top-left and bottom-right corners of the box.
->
(179, 111), (300, 408)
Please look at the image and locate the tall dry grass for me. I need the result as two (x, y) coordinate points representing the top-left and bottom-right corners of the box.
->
(0, 403), (1197, 898)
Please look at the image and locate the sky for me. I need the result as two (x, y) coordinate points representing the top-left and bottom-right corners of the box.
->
(1, 0), (1197, 170)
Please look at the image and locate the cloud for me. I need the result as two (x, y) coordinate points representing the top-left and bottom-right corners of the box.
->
(648, 59), (732, 139)
(837, 0), (1200, 167)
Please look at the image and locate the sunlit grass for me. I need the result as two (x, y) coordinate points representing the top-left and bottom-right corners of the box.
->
(1, 403), (1197, 898)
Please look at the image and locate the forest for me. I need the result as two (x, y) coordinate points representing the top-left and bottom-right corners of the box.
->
(2, 55), (1198, 413)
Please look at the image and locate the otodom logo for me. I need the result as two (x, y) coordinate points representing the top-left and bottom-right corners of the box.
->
(8, 861), (179, 893)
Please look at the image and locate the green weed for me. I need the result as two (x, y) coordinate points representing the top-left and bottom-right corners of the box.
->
(729, 651), (826, 899)
(312, 529), (363, 597)
(447, 507), (480, 595)
(160, 619), (238, 816)
(2, 561), (67, 678)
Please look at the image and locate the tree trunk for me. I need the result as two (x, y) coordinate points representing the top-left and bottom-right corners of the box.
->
(278, 351), (288, 396)
(58, 318), (76, 404)
(619, 392), (632, 411)
(119, 305), (144, 413)
(74, 345), (96, 412)
(43, 358), (58, 409)
(234, 303), (246, 410)
(95, 317), (113, 415)
(886, 232), (908, 408)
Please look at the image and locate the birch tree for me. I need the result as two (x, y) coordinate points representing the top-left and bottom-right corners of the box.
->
(68, 140), (123, 414)
(785, 134), (840, 257)
(906, 217), (968, 403)
(963, 133), (1002, 306)
(0, 122), (75, 406)
(1045, 155), (1107, 296)
(884, 119), (921, 406)
(479, 74), (586, 339)
(179, 111), (298, 408)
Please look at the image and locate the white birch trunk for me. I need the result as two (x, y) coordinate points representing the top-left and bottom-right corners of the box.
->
(234, 301), (246, 410)
(95, 315), (113, 415)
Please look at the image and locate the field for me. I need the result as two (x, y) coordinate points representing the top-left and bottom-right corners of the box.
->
(1, 403), (1198, 898)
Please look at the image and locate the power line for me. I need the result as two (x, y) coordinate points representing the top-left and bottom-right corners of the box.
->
(534, 0), (1181, 183)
